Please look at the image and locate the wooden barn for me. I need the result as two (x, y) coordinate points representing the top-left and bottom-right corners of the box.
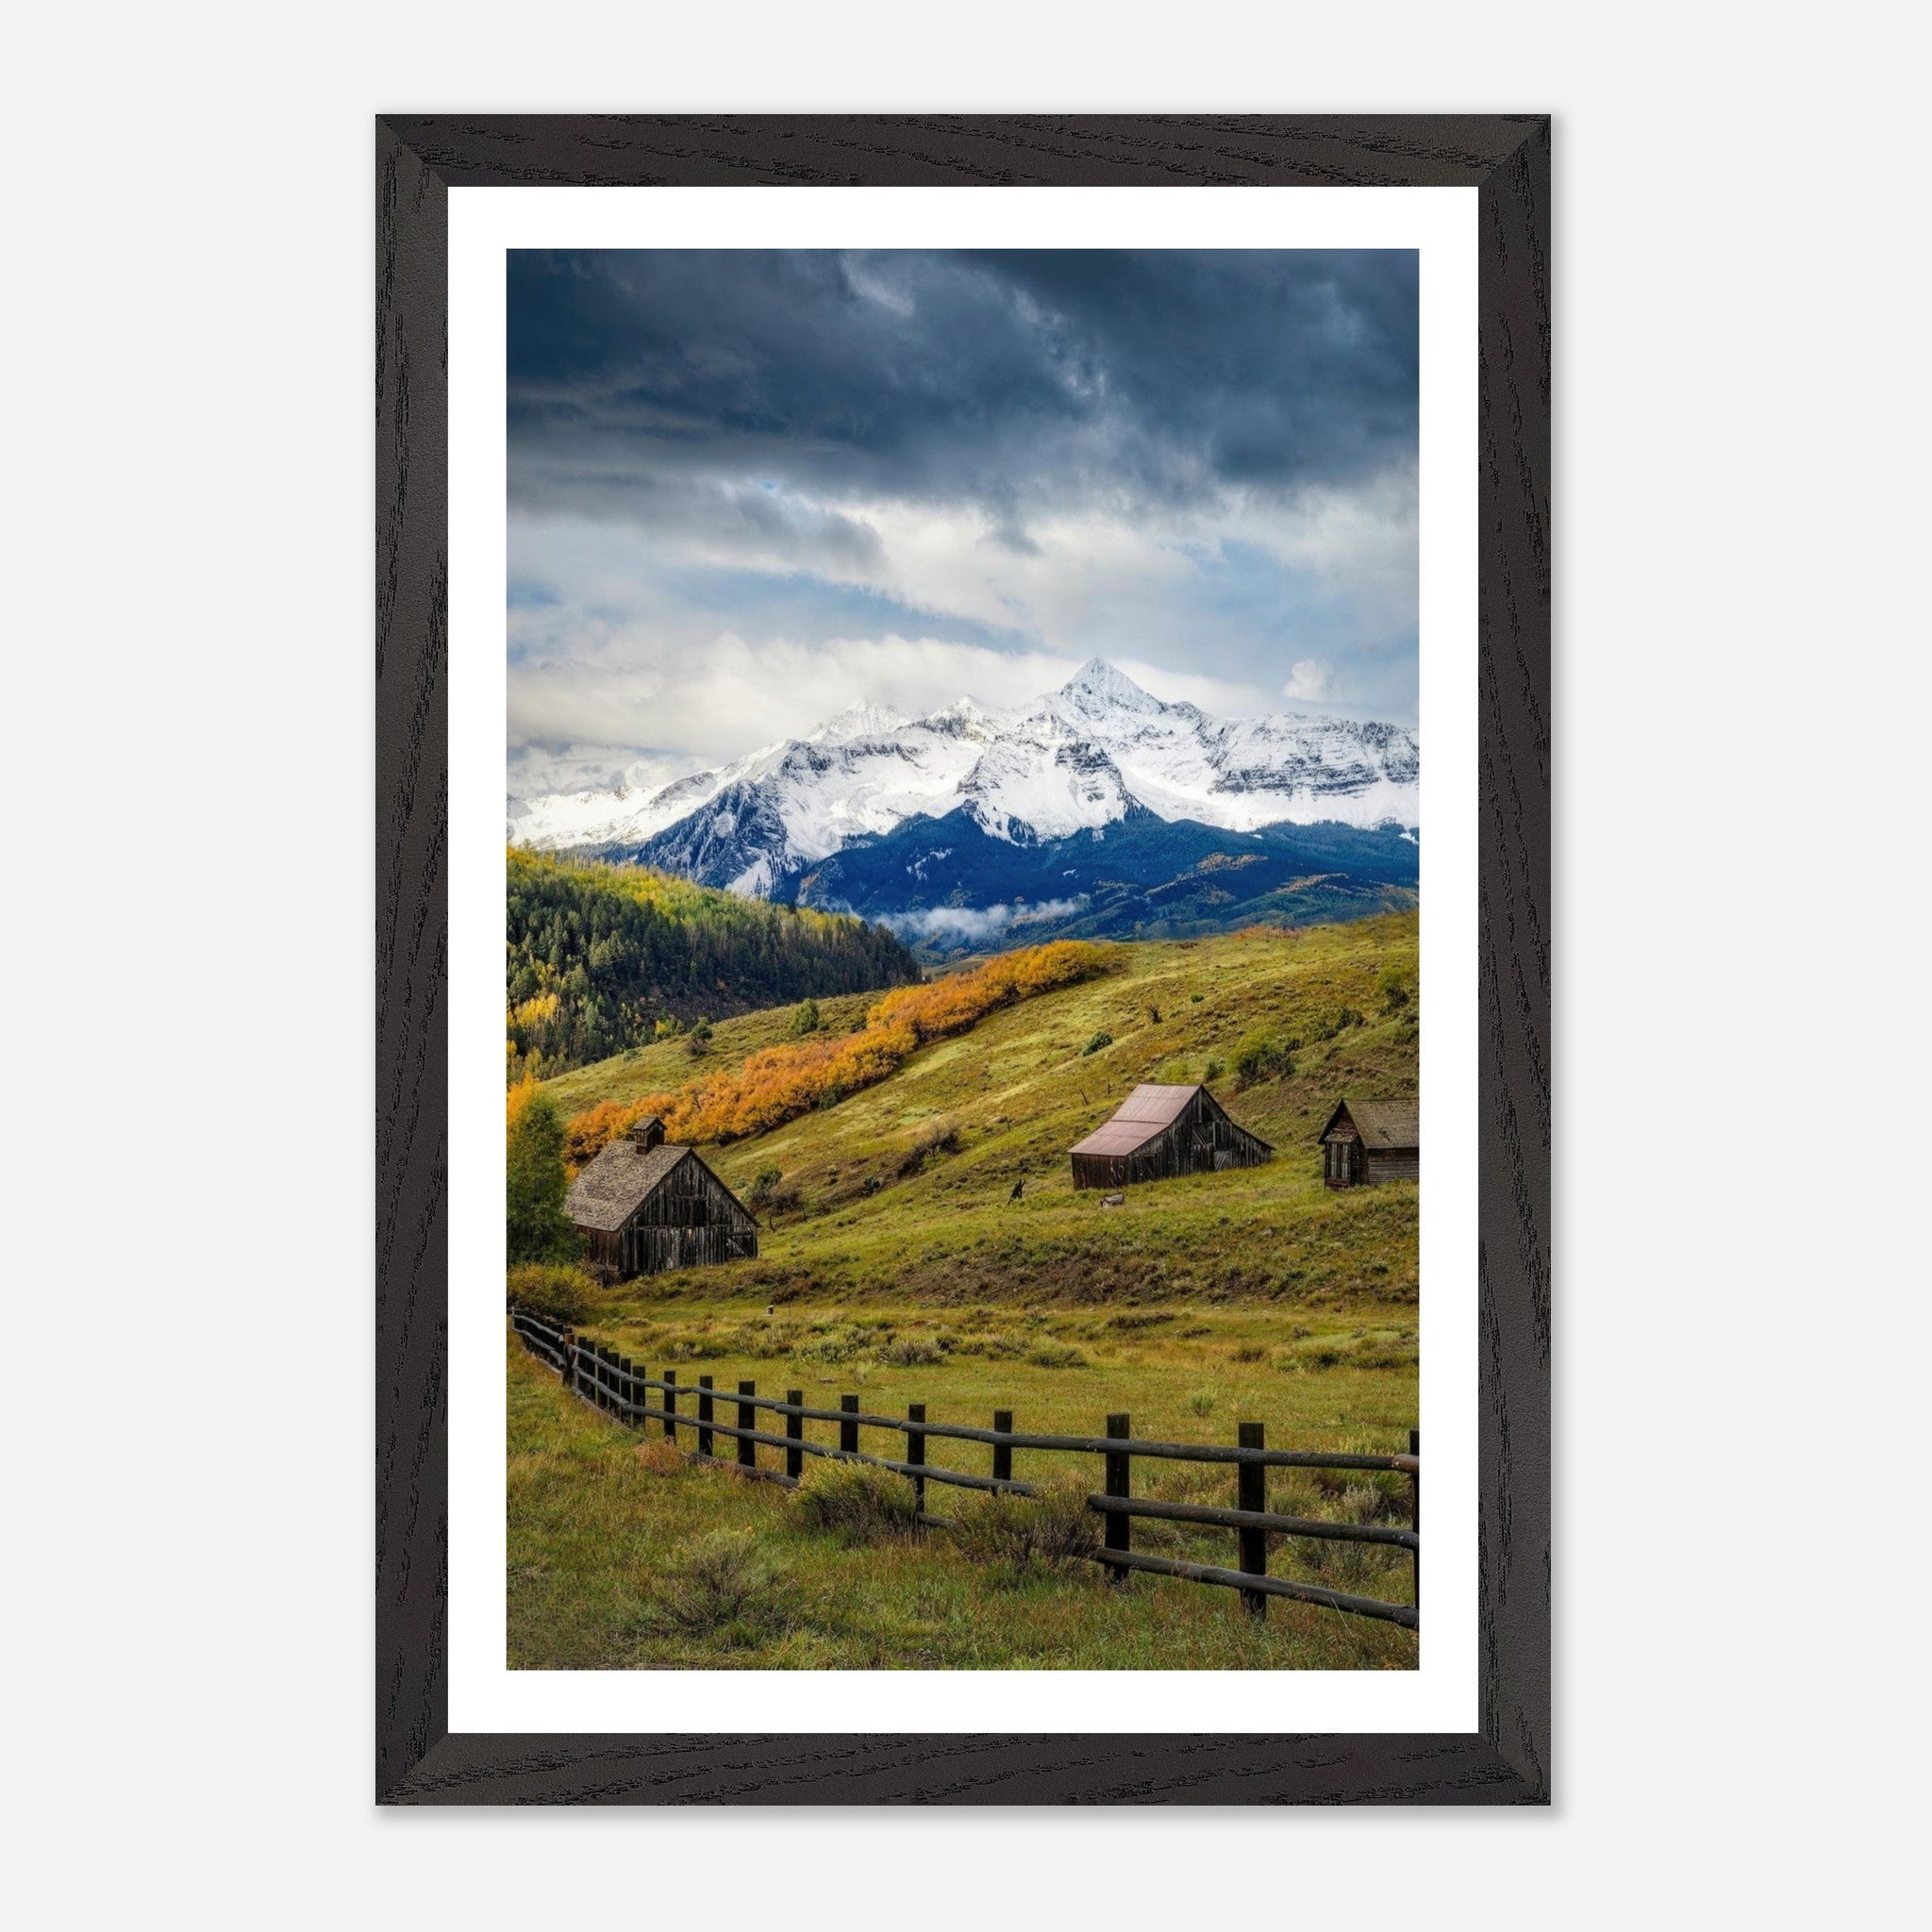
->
(565, 1116), (758, 1280)
(1069, 1083), (1273, 1191)
(1317, 1098), (1420, 1188)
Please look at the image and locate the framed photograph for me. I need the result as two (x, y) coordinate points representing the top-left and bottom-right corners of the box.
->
(375, 114), (1550, 1805)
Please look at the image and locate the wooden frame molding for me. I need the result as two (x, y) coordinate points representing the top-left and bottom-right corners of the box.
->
(375, 113), (1550, 1806)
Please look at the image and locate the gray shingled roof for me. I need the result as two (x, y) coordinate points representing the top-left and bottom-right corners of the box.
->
(1321, 1099), (1420, 1150)
(565, 1141), (692, 1233)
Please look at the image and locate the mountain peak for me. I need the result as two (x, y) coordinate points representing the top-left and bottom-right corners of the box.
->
(509, 660), (1420, 867)
(909, 695), (1006, 748)
(810, 700), (910, 744)
(1058, 658), (1160, 710)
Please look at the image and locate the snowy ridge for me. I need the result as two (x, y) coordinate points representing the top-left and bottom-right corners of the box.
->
(508, 659), (1419, 897)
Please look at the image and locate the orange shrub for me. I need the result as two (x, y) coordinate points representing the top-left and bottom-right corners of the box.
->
(662, 1021), (921, 1143)
(561, 940), (1111, 1152)
(561, 1094), (675, 1173)
(866, 940), (1105, 1042)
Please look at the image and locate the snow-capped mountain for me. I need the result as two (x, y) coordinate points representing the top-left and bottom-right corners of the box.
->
(508, 659), (1419, 903)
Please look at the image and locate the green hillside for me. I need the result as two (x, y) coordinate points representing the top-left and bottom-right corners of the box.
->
(543, 913), (1419, 1309)
(520, 915), (1421, 1672)
(507, 848), (920, 1079)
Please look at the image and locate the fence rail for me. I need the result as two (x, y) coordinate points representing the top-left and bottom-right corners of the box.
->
(509, 1305), (1419, 1631)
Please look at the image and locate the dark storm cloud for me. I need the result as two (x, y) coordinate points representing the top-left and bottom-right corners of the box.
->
(508, 249), (1416, 525)
(504, 248), (1420, 770)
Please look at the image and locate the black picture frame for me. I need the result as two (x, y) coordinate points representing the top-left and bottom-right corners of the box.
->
(376, 113), (1550, 1807)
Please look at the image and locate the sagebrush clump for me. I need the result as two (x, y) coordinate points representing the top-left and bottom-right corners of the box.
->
(1233, 1030), (1293, 1086)
(896, 1117), (962, 1177)
(881, 1332), (948, 1367)
(951, 1479), (1101, 1575)
(1025, 1341), (1089, 1369)
(641, 1529), (797, 1641)
(789, 1460), (922, 1544)
(506, 1260), (598, 1325)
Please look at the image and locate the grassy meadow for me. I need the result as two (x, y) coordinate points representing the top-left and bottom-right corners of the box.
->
(515, 912), (1422, 1670)
(509, 1340), (1418, 1672)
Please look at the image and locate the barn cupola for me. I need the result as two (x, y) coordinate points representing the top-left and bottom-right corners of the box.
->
(630, 1116), (665, 1150)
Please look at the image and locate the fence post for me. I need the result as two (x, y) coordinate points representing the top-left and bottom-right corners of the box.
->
(738, 1381), (758, 1471)
(1104, 1413), (1131, 1582)
(696, 1374), (714, 1457)
(619, 1355), (635, 1423)
(786, 1391), (804, 1480)
(992, 1409), (1013, 1486)
(1409, 1426), (1421, 1617)
(908, 1404), (926, 1515)
(559, 1332), (575, 1390)
(1237, 1422), (1267, 1619)
(840, 1393), (859, 1456)
(662, 1370), (677, 1442)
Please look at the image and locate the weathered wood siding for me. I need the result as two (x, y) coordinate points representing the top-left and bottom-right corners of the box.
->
(1070, 1090), (1271, 1191)
(1320, 1117), (1417, 1188)
(614, 1152), (758, 1280)
(1364, 1149), (1420, 1185)
(1322, 1130), (1362, 1189)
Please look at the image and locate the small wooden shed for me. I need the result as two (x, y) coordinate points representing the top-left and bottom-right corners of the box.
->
(1069, 1083), (1273, 1191)
(1317, 1098), (1420, 1188)
(565, 1116), (758, 1280)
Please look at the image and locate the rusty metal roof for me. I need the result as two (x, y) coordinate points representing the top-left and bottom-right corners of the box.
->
(565, 1141), (691, 1232)
(1109, 1083), (1202, 1125)
(1069, 1120), (1160, 1158)
(1319, 1098), (1420, 1150)
(1070, 1083), (1201, 1158)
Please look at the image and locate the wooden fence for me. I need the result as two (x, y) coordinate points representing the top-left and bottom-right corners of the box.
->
(510, 1305), (1419, 1631)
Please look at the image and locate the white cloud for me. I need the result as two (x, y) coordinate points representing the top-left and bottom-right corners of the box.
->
(878, 898), (1087, 942)
(507, 624), (1082, 768)
(1113, 658), (1280, 719)
(1283, 658), (1336, 704)
(505, 446), (1422, 772)
(506, 742), (702, 801)
(852, 497), (1200, 644)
